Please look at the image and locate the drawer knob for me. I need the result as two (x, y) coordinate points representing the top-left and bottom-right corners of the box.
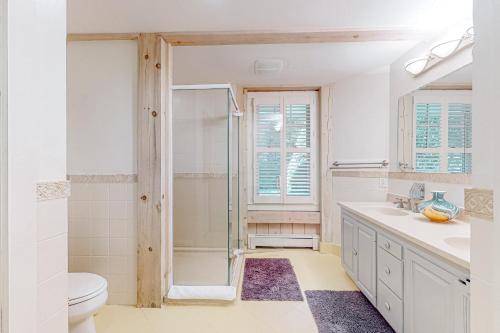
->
(385, 267), (391, 275)
(384, 241), (391, 249)
(385, 302), (391, 311)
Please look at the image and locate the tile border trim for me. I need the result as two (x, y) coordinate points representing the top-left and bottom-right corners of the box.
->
(464, 188), (494, 220)
(389, 172), (472, 184)
(68, 174), (138, 183)
(332, 170), (389, 178)
(36, 180), (71, 201)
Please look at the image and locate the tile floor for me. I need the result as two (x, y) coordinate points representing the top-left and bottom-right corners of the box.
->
(95, 249), (358, 333)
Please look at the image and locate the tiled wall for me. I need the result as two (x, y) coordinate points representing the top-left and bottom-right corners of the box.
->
(68, 182), (137, 305)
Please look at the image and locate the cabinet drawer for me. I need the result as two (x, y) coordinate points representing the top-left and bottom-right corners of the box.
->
(378, 247), (403, 297)
(377, 280), (403, 333)
(378, 233), (403, 260)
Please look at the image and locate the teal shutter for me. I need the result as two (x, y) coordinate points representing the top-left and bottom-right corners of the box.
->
(415, 103), (442, 172)
(256, 152), (281, 196)
(286, 152), (311, 196)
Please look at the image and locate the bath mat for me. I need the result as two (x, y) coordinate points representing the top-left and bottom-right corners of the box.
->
(305, 290), (395, 333)
(241, 258), (303, 301)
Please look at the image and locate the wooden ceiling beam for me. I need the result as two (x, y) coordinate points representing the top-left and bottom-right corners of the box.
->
(67, 29), (427, 45)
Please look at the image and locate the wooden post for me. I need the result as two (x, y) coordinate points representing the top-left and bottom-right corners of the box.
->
(236, 86), (248, 246)
(320, 85), (335, 243)
(137, 33), (172, 308)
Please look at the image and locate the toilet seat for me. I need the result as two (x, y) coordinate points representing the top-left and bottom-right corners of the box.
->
(69, 273), (108, 306)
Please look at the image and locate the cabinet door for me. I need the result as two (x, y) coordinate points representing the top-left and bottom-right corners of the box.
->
(356, 223), (377, 305)
(455, 279), (470, 333)
(404, 250), (456, 333)
(341, 215), (356, 279)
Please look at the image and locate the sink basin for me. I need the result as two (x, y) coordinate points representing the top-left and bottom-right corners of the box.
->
(444, 236), (470, 250)
(370, 207), (409, 216)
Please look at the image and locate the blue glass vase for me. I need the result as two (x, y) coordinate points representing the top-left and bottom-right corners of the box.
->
(417, 191), (459, 223)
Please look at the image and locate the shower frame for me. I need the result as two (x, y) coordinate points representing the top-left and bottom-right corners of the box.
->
(166, 84), (243, 301)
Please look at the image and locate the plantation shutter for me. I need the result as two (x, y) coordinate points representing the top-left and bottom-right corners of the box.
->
(254, 97), (282, 203)
(414, 103), (442, 172)
(447, 102), (472, 173)
(413, 91), (472, 174)
(251, 92), (317, 204)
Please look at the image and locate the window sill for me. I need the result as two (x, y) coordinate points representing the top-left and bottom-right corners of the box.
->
(248, 204), (319, 212)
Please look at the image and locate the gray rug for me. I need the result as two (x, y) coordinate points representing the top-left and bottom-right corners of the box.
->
(305, 291), (395, 333)
(241, 258), (303, 301)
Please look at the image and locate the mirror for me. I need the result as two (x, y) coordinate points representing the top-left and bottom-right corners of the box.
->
(397, 64), (472, 174)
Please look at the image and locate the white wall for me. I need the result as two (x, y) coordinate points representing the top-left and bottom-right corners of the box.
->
(329, 68), (390, 244)
(332, 67), (390, 162)
(67, 41), (139, 305)
(388, 33), (473, 206)
(470, 0), (500, 331)
(6, 0), (68, 332)
(67, 41), (138, 175)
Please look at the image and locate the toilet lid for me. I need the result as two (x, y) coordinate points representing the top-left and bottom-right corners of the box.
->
(69, 273), (107, 306)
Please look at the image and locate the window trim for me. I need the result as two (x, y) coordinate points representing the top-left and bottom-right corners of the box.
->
(247, 91), (319, 209)
(412, 90), (472, 173)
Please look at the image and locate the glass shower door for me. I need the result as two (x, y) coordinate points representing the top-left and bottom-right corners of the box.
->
(172, 88), (230, 286)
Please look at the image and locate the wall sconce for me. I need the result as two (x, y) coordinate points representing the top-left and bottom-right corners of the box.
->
(404, 26), (474, 77)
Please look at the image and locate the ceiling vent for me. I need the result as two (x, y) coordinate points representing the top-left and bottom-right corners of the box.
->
(254, 59), (284, 75)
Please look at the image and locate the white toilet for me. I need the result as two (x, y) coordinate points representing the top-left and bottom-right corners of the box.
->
(68, 273), (108, 333)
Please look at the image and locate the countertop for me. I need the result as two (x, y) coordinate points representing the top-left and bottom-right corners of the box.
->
(338, 201), (471, 270)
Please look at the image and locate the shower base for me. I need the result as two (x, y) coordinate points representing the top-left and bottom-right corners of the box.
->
(167, 247), (243, 301)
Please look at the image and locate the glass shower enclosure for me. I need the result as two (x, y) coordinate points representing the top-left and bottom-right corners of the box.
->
(168, 84), (241, 300)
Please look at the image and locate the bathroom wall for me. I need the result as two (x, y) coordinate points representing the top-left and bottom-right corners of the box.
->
(471, 1), (500, 331)
(67, 40), (139, 305)
(5, 0), (68, 332)
(329, 67), (390, 244)
(388, 35), (473, 207)
(67, 41), (138, 175)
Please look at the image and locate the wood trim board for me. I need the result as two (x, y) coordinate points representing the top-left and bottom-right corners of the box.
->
(320, 85), (335, 243)
(67, 29), (427, 45)
(248, 211), (320, 225)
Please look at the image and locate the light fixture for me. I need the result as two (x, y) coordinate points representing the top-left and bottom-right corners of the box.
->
(404, 26), (474, 77)
(430, 26), (474, 58)
(404, 57), (433, 76)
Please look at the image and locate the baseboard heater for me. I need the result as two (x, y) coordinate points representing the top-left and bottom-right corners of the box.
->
(248, 233), (319, 251)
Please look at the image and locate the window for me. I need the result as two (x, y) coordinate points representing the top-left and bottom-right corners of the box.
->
(413, 91), (472, 173)
(248, 91), (318, 206)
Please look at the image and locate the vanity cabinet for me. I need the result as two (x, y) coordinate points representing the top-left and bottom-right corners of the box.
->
(341, 214), (377, 305)
(340, 209), (470, 333)
(404, 250), (456, 333)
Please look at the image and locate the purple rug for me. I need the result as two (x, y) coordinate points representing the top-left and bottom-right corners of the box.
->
(241, 258), (303, 301)
(305, 291), (395, 333)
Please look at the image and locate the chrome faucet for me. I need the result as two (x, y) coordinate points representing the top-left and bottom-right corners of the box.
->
(393, 197), (405, 209)
(409, 183), (425, 213)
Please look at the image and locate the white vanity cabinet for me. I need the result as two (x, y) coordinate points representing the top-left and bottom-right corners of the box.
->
(340, 209), (470, 333)
(405, 249), (471, 333)
(341, 214), (377, 306)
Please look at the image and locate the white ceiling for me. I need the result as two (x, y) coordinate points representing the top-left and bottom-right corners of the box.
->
(172, 41), (419, 85)
(68, 0), (472, 33)
(68, 0), (472, 85)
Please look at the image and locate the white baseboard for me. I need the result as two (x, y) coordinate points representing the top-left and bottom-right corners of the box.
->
(247, 233), (319, 251)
